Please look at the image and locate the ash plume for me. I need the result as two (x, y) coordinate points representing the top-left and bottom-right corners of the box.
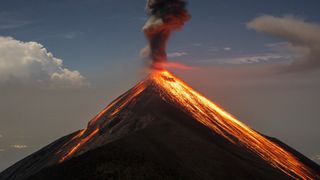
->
(143, 0), (191, 68)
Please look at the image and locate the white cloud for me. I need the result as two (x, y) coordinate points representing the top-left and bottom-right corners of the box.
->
(12, 145), (28, 149)
(168, 51), (188, 58)
(218, 54), (290, 65)
(208, 47), (232, 52)
(0, 12), (32, 30)
(0, 134), (3, 138)
(0, 149), (5, 152)
(247, 15), (320, 72)
(208, 46), (219, 52)
(63, 32), (82, 40)
(0, 21), (31, 30)
(0, 36), (88, 88)
(266, 42), (290, 48)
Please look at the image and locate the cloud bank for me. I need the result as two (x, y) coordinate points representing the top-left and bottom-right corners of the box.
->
(0, 37), (87, 88)
(247, 15), (320, 72)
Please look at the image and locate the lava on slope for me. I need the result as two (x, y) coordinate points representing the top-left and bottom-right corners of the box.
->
(55, 81), (147, 163)
(2, 70), (319, 180)
(150, 70), (317, 179)
(54, 70), (318, 179)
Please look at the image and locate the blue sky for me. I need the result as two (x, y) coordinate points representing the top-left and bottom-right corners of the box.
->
(1, 0), (319, 77)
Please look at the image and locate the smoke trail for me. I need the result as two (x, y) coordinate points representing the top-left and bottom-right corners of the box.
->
(143, 0), (190, 69)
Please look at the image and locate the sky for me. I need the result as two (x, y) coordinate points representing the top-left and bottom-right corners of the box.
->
(1, 0), (320, 171)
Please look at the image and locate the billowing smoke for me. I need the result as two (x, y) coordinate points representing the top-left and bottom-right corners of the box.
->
(143, 0), (190, 68)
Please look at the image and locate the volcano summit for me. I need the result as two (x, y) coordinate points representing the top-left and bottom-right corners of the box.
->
(1, 70), (319, 180)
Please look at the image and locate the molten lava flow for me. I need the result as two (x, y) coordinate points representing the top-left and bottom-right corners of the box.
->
(55, 129), (86, 155)
(58, 81), (147, 163)
(150, 70), (315, 180)
(59, 128), (99, 163)
(87, 98), (123, 127)
(88, 80), (147, 126)
(56, 68), (316, 179)
(110, 83), (146, 117)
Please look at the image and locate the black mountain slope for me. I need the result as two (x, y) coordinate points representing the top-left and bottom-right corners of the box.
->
(1, 71), (319, 180)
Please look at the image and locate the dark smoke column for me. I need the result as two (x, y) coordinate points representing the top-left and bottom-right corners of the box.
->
(143, 0), (190, 68)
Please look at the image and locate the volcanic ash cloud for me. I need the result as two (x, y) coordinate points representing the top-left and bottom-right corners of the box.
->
(142, 0), (191, 68)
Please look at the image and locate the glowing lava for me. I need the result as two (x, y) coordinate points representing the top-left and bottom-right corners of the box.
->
(57, 69), (317, 179)
(150, 70), (315, 180)
(59, 128), (99, 163)
(57, 81), (147, 163)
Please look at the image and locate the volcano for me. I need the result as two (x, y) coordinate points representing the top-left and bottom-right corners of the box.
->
(1, 70), (319, 180)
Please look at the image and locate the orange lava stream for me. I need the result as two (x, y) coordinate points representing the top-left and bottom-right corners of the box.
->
(110, 82), (146, 117)
(88, 81), (146, 126)
(58, 82), (146, 163)
(59, 128), (99, 163)
(56, 69), (317, 179)
(88, 98), (123, 126)
(151, 70), (315, 180)
(55, 129), (86, 155)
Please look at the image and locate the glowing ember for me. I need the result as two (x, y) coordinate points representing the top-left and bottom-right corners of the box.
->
(150, 70), (315, 179)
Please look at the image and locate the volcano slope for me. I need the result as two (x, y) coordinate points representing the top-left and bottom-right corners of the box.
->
(1, 70), (319, 180)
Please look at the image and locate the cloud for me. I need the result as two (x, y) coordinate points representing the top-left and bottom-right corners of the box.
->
(0, 36), (88, 88)
(0, 149), (4, 152)
(64, 32), (77, 39)
(219, 54), (290, 65)
(168, 52), (188, 58)
(0, 21), (31, 30)
(0, 134), (3, 138)
(63, 32), (82, 40)
(0, 12), (32, 30)
(12, 145), (28, 149)
(208, 47), (232, 52)
(247, 15), (320, 73)
(312, 155), (320, 164)
(208, 46), (219, 52)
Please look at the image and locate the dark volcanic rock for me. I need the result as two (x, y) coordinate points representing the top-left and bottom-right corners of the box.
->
(28, 104), (290, 180)
(1, 73), (319, 180)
